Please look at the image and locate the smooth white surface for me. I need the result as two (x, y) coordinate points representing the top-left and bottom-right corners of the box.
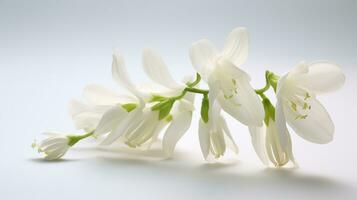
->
(1, 0), (356, 199)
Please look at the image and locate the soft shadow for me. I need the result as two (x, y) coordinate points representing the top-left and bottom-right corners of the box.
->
(28, 158), (79, 163)
(83, 155), (356, 199)
(31, 146), (356, 198)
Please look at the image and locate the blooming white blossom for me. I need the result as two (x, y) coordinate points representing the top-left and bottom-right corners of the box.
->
(94, 49), (194, 150)
(141, 49), (195, 156)
(34, 133), (71, 160)
(276, 61), (345, 144)
(249, 61), (345, 166)
(189, 27), (264, 126)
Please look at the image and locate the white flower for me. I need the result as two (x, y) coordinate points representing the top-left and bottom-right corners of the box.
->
(68, 85), (137, 133)
(189, 27), (264, 126)
(277, 61), (345, 144)
(94, 49), (194, 150)
(249, 61), (345, 167)
(249, 119), (295, 167)
(199, 101), (238, 160)
(197, 81), (238, 161)
(141, 49), (195, 156)
(35, 133), (70, 160)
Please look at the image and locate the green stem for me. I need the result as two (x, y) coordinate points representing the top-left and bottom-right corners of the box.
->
(67, 131), (94, 146)
(186, 73), (201, 88)
(185, 87), (209, 95)
(255, 71), (271, 94)
(257, 92), (268, 100)
(151, 73), (210, 121)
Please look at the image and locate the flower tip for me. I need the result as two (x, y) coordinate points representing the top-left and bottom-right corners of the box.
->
(163, 150), (173, 159)
(31, 140), (37, 149)
(142, 48), (154, 55)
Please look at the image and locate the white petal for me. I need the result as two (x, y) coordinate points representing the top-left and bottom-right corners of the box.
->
(219, 116), (239, 154)
(145, 120), (169, 149)
(94, 106), (129, 136)
(125, 111), (158, 143)
(287, 61), (309, 78)
(72, 112), (102, 132)
(40, 136), (67, 148)
(101, 109), (143, 145)
(142, 49), (182, 89)
(176, 99), (195, 113)
(68, 99), (89, 118)
(218, 80), (264, 126)
(222, 27), (249, 67)
(162, 111), (192, 157)
(216, 59), (251, 81)
(248, 126), (269, 165)
(70, 104), (111, 131)
(44, 148), (68, 160)
(112, 50), (144, 99)
(210, 129), (226, 157)
(275, 101), (298, 166)
(83, 84), (137, 105)
(207, 76), (221, 108)
(137, 82), (179, 95)
(295, 62), (345, 94)
(189, 39), (218, 79)
(275, 100), (291, 148)
(284, 98), (334, 144)
(198, 119), (211, 160)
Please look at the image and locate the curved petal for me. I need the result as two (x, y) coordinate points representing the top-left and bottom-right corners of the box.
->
(287, 61), (309, 78)
(218, 80), (264, 126)
(275, 100), (291, 149)
(284, 98), (334, 144)
(216, 59), (251, 81)
(94, 106), (129, 136)
(275, 100), (298, 167)
(198, 119), (211, 160)
(222, 27), (249, 67)
(112, 50), (145, 100)
(248, 126), (269, 165)
(295, 62), (345, 94)
(68, 99), (89, 117)
(189, 39), (218, 79)
(210, 129), (226, 157)
(72, 112), (102, 132)
(125, 116), (158, 147)
(101, 109), (143, 145)
(265, 122), (288, 166)
(162, 111), (192, 157)
(68, 99), (111, 131)
(144, 120), (169, 149)
(176, 99), (195, 113)
(83, 84), (137, 106)
(142, 49), (182, 89)
(219, 116), (239, 154)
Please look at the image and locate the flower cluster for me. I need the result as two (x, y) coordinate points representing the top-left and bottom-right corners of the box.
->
(33, 27), (345, 167)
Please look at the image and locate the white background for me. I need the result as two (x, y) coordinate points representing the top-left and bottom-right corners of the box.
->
(1, 0), (356, 199)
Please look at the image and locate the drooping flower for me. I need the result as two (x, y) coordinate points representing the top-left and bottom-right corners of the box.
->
(141, 49), (195, 156)
(94, 49), (194, 150)
(198, 99), (238, 160)
(277, 61), (345, 144)
(33, 131), (94, 160)
(249, 61), (345, 167)
(34, 133), (70, 160)
(248, 100), (295, 167)
(68, 85), (137, 133)
(189, 27), (264, 126)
